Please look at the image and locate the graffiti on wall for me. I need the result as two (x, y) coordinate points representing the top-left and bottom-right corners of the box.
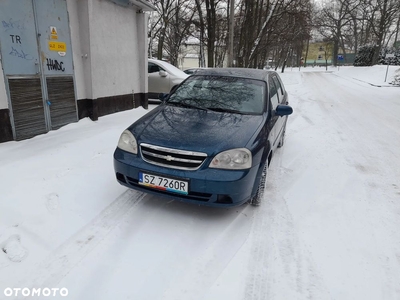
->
(9, 46), (33, 60)
(2, 19), (34, 60)
(1, 18), (25, 31)
(46, 58), (65, 72)
(8, 34), (33, 60)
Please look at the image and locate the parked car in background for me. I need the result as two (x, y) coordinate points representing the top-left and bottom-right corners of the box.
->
(114, 68), (292, 207)
(183, 68), (206, 75)
(148, 58), (188, 100)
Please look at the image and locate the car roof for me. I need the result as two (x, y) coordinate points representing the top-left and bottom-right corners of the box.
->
(193, 68), (275, 82)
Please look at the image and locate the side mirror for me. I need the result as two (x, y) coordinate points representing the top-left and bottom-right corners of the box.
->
(159, 93), (169, 101)
(275, 104), (293, 116)
(159, 70), (168, 77)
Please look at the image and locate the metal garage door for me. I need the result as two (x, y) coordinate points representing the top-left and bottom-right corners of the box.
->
(0, 0), (77, 140)
(8, 78), (47, 140)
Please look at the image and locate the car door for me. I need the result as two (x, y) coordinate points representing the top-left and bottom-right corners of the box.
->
(272, 74), (288, 141)
(148, 62), (171, 97)
(268, 75), (282, 149)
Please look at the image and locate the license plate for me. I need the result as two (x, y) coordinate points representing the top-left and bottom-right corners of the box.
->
(139, 172), (189, 195)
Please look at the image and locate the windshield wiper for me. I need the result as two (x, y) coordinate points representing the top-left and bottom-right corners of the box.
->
(207, 107), (245, 114)
(167, 101), (208, 111)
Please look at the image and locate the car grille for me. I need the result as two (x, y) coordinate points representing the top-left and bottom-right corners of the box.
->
(140, 143), (208, 170)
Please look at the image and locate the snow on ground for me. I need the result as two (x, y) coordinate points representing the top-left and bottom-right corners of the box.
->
(0, 65), (399, 300)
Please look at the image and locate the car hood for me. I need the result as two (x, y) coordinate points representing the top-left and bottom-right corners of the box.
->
(130, 105), (264, 155)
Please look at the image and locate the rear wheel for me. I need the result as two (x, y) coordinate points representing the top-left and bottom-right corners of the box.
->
(249, 164), (267, 206)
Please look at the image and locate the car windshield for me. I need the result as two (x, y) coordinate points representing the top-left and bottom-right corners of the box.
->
(167, 75), (266, 115)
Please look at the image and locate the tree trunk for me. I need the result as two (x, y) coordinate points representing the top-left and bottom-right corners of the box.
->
(157, 26), (166, 60)
(205, 0), (216, 67)
(195, 0), (206, 67)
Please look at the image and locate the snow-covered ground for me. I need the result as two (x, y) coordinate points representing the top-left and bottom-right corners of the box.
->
(0, 65), (399, 300)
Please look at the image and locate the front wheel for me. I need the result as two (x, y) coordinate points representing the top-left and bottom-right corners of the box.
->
(249, 164), (267, 206)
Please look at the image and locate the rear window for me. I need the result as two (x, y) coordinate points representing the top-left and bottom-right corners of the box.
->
(167, 75), (266, 115)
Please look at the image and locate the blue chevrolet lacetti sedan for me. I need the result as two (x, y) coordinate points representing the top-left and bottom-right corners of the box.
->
(113, 68), (293, 207)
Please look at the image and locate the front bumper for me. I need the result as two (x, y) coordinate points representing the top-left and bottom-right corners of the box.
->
(113, 148), (259, 207)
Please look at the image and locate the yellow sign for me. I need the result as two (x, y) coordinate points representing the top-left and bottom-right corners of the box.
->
(48, 41), (66, 52)
(50, 26), (58, 40)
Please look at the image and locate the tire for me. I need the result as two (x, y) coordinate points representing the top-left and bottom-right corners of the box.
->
(249, 164), (267, 206)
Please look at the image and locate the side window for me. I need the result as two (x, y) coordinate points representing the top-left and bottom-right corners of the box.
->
(272, 76), (285, 103)
(268, 77), (279, 110)
(148, 63), (163, 73)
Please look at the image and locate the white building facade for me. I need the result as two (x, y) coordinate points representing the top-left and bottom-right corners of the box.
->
(0, 0), (154, 142)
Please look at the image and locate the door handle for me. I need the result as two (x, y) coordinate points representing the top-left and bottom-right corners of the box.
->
(35, 60), (39, 74)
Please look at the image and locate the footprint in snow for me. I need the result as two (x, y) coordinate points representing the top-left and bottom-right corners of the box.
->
(45, 192), (60, 213)
(1, 234), (28, 263)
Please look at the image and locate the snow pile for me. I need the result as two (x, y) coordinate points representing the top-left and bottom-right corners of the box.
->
(393, 68), (400, 85)
(0, 65), (399, 300)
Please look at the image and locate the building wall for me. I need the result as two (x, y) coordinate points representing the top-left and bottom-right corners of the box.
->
(68, 0), (148, 120)
(304, 42), (334, 66)
(90, 0), (139, 99)
(136, 11), (148, 107)
(180, 43), (227, 70)
(182, 57), (200, 70)
(67, 0), (92, 101)
(0, 0), (150, 142)
(0, 63), (12, 143)
(0, 65), (7, 109)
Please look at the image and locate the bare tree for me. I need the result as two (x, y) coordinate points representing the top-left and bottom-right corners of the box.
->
(164, 0), (196, 66)
(194, 0), (206, 67)
(314, 0), (400, 65)
(148, 0), (196, 66)
(234, 0), (311, 68)
(368, 0), (400, 64)
(314, 0), (361, 66)
(149, 0), (316, 70)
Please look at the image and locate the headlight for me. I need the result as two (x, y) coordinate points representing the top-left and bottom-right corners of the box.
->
(117, 130), (138, 154)
(209, 148), (252, 170)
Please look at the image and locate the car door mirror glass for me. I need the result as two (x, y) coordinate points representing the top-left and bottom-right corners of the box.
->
(275, 105), (293, 116)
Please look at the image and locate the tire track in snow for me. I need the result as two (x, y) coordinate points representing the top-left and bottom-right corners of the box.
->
(300, 72), (400, 300)
(243, 166), (332, 300)
(15, 189), (145, 293)
(157, 204), (255, 300)
(243, 74), (335, 299)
